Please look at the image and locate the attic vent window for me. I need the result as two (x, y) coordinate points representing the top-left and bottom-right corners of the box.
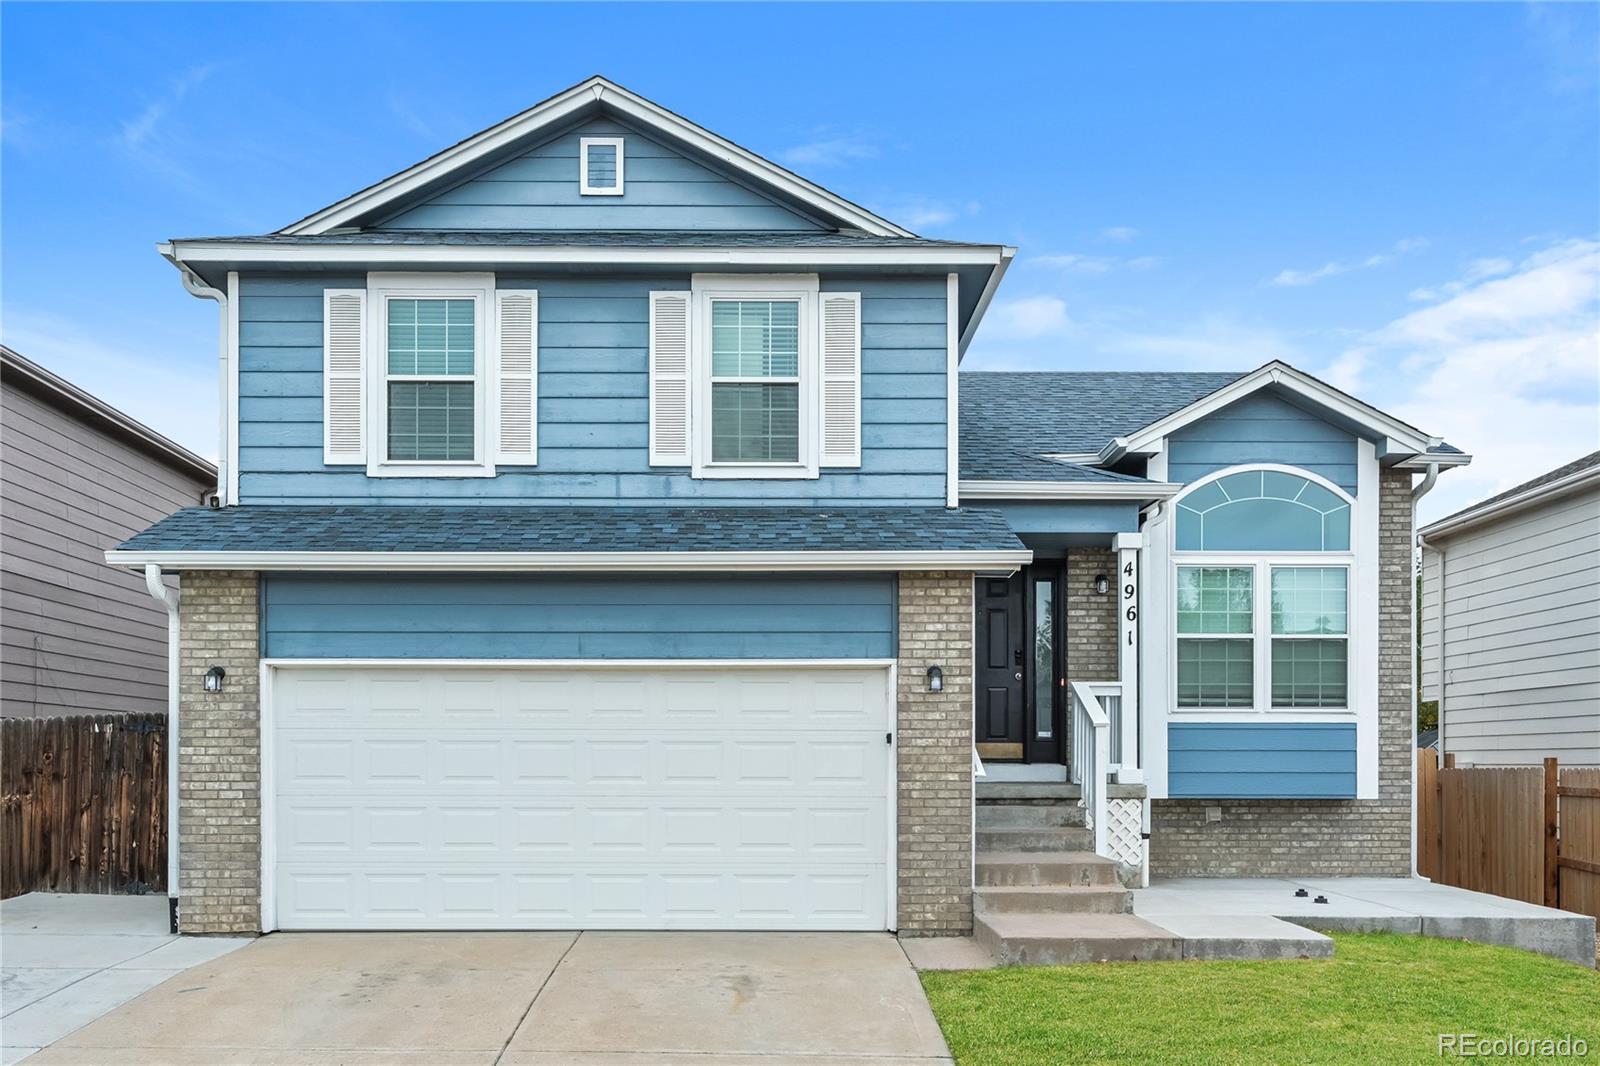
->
(580, 137), (624, 196)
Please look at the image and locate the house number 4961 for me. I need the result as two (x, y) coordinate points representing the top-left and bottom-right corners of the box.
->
(1123, 561), (1138, 642)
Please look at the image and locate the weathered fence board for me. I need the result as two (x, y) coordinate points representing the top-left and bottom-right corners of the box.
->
(1558, 767), (1600, 923)
(1, 713), (167, 899)
(1417, 747), (1442, 882)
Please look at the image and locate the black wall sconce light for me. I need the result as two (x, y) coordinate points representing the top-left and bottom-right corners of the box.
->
(926, 665), (943, 693)
(1093, 573), (1110, 596)
(203, 666), (226, 693)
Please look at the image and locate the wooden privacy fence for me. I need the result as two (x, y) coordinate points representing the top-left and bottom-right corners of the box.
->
(1416, 749), (1600, 922)
(1, 713), (167, 899)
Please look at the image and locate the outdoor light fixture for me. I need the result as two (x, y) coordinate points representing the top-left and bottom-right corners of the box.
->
(1093, 573), (1110, 596)
(203, 666), (226, 693)
(926, 665), (944, 693)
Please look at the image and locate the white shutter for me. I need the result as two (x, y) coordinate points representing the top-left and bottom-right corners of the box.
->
(649, 291), (692, 466)
(819, 292), (862, 468)
(494, 290), (538, 464)
(322, 289), (366, 465)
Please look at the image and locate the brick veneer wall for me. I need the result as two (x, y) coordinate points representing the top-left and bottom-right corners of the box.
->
(896, 572), (975, 935)
(177, 570), (262, 934)
(1064, 548), (1118, 683)
(1150, 469), (1414, 876)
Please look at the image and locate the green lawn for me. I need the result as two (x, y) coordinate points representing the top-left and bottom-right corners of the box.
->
(920, 933), (1599, 1065)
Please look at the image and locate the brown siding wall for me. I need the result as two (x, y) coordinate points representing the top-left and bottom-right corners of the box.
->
(1, 382), (212, 718)
(1150, 469), (1415, 876)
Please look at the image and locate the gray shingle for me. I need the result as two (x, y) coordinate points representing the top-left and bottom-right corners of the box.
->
(172, 230), (990, 249)
(959, 370), (1245, 480)
(117, 505), (1025, 555)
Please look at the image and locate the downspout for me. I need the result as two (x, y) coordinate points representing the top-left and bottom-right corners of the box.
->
(144, 564), (181, 932)
(1409, 462), (1440, 880)
(178, 266), (227, 506)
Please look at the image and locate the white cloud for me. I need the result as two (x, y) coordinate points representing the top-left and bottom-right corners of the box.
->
(120, 64), (216, 148)
(1408, 256), (1514, 302)
(1101, 314), (1301, 368)
(874, 197), (980, 233)
(1100, 226), (1139, 243)
(1268, 237), (1429, 287)
(778, 132), (880, 169)
(1031, 252), (1161, 275)
(1325, 237), (1600, 520)
(984, 295), (1071, 340)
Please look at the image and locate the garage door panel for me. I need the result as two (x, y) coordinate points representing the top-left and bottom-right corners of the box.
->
(276, 864), (885, 931)
(272, 666), (890, 931)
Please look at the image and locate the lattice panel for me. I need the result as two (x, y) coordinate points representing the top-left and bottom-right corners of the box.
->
(1107, 797), (1146, 875)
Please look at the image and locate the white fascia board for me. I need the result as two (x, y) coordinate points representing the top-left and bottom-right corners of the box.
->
(957, 247), (1016, 358)
(1394, 452), (1473, 470)
(106, 548), (1033, 573)
(959, 480), (1182, 500)
(162, 242), (1007, 270)
(1100, 361), (1438, 463)
(279, 77), (914, 238)
(1419, 463), (1600, 541)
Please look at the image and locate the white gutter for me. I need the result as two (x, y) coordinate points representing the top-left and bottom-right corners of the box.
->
(177, 268), (228, 506)
(1419, 461), (1600, 540)
(106, 548), (1033, 573)
(1409, 464), (1440, 881)
(143, 565), (180, 929)
(960, 479), (1183, 501)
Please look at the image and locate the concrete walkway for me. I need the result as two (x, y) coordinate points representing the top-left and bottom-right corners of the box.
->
(20, 930), (952, 1065)
(0, 894), (251, 1065)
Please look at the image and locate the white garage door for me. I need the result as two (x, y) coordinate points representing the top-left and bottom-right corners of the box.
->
(268, 665), (892, 931)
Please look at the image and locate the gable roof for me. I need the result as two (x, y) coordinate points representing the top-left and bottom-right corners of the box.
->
(1421, 449), (1600, 541)
(280, 76), (915, 239)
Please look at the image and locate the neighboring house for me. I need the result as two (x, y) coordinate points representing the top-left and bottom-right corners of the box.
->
(1, 345), (215, 719)
(107, 77), (1468, 939)
(1420, 451), (1600, 767)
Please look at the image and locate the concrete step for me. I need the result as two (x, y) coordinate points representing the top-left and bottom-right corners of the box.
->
(976, 781), (1082, 802)
(976, 827), (1092, 852)
(974, 850), (1122, 888)
(974, 885), (1133, 915)
(975, 912), (1183, 966)
(975, 803), (1084, 829)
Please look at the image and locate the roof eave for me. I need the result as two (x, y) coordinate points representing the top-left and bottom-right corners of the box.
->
(1419, 464), (1600, 542)
(959, 479), (1182, 501)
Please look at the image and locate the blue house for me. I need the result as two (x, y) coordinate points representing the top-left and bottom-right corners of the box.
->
(112, 77), (1469, 951)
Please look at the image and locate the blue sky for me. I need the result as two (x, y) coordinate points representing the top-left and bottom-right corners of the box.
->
(4, 2), (1596, 519)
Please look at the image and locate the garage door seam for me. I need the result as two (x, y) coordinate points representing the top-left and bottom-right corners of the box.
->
(493, 930), (582, 1065)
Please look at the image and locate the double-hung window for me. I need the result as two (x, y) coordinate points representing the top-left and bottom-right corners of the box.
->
(366, 274), (494, 478)
(1172, 468), (1354, 712)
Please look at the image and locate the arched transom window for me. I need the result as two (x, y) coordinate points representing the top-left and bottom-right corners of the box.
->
(1173, 468), (1353, 713)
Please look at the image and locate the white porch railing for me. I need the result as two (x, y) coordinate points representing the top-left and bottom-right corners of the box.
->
(1068, 681), (1113, 857)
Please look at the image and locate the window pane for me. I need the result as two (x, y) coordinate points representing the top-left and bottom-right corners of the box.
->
(711, 383), (799, 462)
(1272, 567), (1348, 635)
(1271, 638), (1348, 707)
(388, 382), (474, 461)
(387, 299), (475, 376)
(586, 143), (618, 188)
(1176, 470), (1351, 551)
(1177, 567), (1253, 634)
(1034, 579), (1054, 739)
(1177, 638), (1254, 707)
(710, 300), (800, 377)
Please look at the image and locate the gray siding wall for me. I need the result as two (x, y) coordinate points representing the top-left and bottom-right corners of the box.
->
(1424, 485), (1600, 767)
(236, 273), (948, 506)
(377, 118), (826, 232)
(1, 384), (211, 717)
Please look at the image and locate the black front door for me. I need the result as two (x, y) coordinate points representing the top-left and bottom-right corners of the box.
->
(975, 575), (1025, 760)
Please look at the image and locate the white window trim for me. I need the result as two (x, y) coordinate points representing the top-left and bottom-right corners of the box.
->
(690, 273), (820, 480)
(366, 272), (497, 478)
(1146, 455), (1380, 799)
(579, 136), (624, 196)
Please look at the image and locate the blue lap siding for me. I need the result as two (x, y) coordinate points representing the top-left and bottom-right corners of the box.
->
(236, 274), (948, 505)
(1167, 722), (1357, 798)
(260, 573), (897, 660)
(1167, 391), (1359, 495)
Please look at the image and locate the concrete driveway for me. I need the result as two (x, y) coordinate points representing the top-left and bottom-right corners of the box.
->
(23, 930), (952, 1065)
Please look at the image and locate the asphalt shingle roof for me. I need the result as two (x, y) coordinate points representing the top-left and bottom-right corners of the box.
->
(172, 230), (991, 249)
(1429, 449), (1598, 528)
(958, 370), (1246, 480)
(117, 505), (1025, 555)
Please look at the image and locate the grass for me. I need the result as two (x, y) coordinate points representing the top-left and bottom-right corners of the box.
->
(920, 933), (1600, 1065)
